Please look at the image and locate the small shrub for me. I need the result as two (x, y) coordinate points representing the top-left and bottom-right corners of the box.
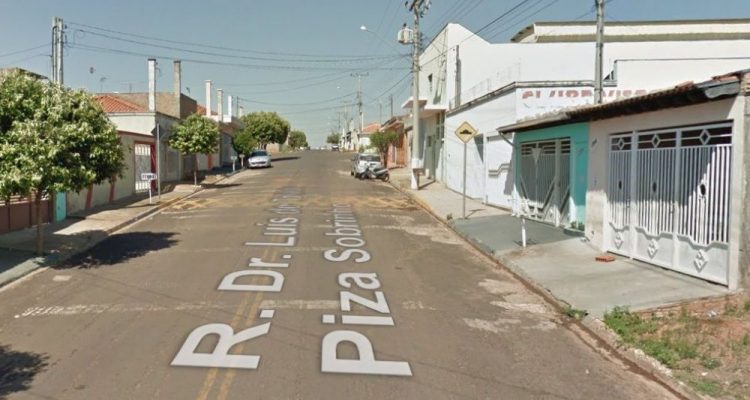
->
(563, 306), (587, 320)
(699, 356), (721, 370)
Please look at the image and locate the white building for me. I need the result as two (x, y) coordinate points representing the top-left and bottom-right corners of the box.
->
(406, 19), (750, 207)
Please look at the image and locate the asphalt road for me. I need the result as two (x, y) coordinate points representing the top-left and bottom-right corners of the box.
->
(0, 151), (676, 400)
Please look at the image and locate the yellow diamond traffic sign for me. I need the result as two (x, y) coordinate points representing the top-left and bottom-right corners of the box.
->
(454, 121), (478, 143)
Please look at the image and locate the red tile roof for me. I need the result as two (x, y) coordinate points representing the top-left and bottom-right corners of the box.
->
(362, 123), (381, 134)
(95, 95), (145, 113)
(196, 104), (218, 116)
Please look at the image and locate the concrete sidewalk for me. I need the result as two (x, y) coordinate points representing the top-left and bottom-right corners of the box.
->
(0, 169), (242, 288)
(390, 168), (728, 318)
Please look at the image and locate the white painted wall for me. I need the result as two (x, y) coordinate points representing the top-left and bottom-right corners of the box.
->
(424, 22), (750, 209)
(444, 94), (516, 201)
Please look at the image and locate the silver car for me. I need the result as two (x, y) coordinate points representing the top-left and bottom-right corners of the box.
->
(350, 153), (382, 177)
(247, 150), (271, 168)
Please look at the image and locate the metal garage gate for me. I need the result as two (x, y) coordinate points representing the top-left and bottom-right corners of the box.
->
(606, 122), (732, 284)
(134, 143), (155, 192)
(517, 138), (571, 227)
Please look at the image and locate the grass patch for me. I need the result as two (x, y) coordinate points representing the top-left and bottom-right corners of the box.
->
(603, 307), (700, 368)
(699, 355), (721, 370)
(604, 300), (750, 399)
(686, 377), (723, 397)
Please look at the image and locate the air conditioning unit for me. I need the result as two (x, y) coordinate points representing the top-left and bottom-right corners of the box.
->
(398, 26), (414, 44)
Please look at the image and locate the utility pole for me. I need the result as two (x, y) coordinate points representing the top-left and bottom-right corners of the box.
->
(454, 44), (461, 107)
(51, 17), (64, 84)
(351, 72), (368, 150)
(594, 0), (605, 104)
(402, 0), (430, 190)
(389, 94), (394, 119)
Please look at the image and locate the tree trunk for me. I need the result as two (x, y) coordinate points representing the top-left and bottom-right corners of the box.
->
(193, 154), (198, 186)
(35, 191), (44, 256)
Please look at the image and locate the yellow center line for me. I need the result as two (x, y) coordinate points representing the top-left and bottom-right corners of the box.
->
(214, 290), (267, 400)
(194, 246), (271, 400)
(214, 247), (279, 400)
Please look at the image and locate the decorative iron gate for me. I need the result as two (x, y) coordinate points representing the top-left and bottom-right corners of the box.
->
(134, 143), (154, 192)
(606, 122), (732, 284)
(517, 138), (571, 226)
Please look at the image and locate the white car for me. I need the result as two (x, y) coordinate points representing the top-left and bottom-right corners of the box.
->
(247, 150), (271, 168)
(350, 153), (382, 177)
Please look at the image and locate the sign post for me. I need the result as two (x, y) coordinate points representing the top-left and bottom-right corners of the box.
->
(454, 121), (478, 219)
(230, 155), (238, 173)
(141, 172), (158, 204)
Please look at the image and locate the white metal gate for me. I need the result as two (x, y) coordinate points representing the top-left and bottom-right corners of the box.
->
(606, 122), (733, 284)
(517, 139), (571, 226)
(134, 143), (154, 192)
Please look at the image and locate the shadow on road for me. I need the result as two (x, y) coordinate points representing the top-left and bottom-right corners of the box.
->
(55, 231), (179, 269)
(271, 156), (299, 162)
(0, 344), (48, 398)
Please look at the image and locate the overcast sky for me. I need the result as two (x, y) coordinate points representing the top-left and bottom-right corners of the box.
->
(2, 0), (749, 146)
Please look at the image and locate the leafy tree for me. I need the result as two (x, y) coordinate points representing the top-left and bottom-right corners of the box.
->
(368, 130), (398, 165)
(0, 72), (125, 255)
(326, 132), (341, 145)
(239, 111), (290, 148)
(232, 130), (257, 167)
(288, 130), (308, 149)
(169, 113), (219, 186)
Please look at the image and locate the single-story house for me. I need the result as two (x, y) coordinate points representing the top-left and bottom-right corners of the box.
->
(496, 70), (750, 289)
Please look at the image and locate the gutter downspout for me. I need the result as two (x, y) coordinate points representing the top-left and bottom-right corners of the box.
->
(483, 133), (488, 204)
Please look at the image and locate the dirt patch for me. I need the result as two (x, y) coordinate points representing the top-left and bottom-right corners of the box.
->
(604, 294), (750, 399)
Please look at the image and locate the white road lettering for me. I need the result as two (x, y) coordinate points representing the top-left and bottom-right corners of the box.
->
(321, 330), (412, 376)
(320, 204), (411, 377)
(171, 322), (271, 369)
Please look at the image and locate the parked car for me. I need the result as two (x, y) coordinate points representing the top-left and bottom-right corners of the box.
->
(247, 150), (271, 168)
(331, 144), (340, 151)
(350, 153), (382, 177)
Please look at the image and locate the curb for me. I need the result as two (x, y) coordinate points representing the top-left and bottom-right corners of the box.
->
(0, 171), (240, 290)
(389, 178), (699, 400)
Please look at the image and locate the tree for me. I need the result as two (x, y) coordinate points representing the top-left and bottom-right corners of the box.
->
(368, 130), (399, 166)
(0, 71), (125, 255)
(326, 132), (341, 145)
(288, 130), (308, 149)
(239, 111), (290, 148)
(169, 113), (219, 186)
(232, 130), (257, 167)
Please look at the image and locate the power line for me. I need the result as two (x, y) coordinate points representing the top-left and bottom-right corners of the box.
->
(0, 44), (48, 59)
(67, 20), (401, 59)
(236, 91), (357, 107)
(67, 43), (409, 72)
(485, 0), (562, 40)
(72, 28), (408, 64)
(467, 0), (533, 40)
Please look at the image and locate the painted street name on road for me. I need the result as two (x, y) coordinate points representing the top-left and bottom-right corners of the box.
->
(320, 203), (412, 377)
(171, 187), (302, 370)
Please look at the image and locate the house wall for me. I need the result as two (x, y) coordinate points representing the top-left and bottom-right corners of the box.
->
(514, 123), (589, 225)
(457, 39), (750, 104)
(586, 97), (741, 247)
(66, 132), (152, 214)
(438, 32), (750, 209)
(107, 113), (183, 183)
(445, 91), (516, 203)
